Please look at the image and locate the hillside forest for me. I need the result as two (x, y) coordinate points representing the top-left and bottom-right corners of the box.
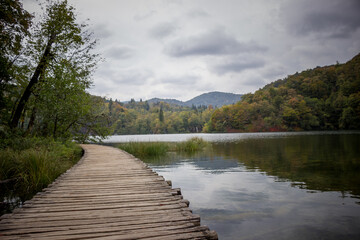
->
(204, 53), (360, 132)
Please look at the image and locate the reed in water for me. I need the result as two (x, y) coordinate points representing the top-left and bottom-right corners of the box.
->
(117, 137), (209, 158)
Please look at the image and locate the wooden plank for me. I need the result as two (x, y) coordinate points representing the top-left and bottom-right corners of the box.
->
(0, 218), (201, 236)
(0, 225), (211, 240)
(0, 144), (217, 239)
(25, 192), (180, 204)
(0, 210), (194, 226)
(0, 213), (200, 231)
(5, 202), (191, 220)
(18, 199), (187, 213)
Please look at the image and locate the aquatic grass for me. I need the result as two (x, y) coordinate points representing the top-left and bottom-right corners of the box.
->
(174, 137), (208, 152)
(117, 142), (169, 158)
(117, 137), (209, 158)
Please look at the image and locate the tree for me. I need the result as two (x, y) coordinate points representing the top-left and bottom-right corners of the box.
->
(29, 59), (95, 139)
(159, 106), (164, 122)
(10, 0), (97, 129)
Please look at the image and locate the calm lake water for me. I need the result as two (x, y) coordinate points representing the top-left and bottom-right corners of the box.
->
(107, 132), (360, 240)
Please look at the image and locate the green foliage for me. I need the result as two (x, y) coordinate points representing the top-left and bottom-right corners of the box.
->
(0, 137), (82, 214)
(0, 0), (32, 124)
(0, 0), (109, 142)
(107, 100), (214, 135)
(206, 53), (360, 132)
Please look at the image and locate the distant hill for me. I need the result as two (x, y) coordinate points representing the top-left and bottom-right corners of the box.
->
(148, 91), (243, 107)
(186, 92), (243, 107)
(147, 98), (184, 106)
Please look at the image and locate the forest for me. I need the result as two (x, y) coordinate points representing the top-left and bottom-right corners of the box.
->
(204, 53), (360, 132)
(104, 99), (214, 135)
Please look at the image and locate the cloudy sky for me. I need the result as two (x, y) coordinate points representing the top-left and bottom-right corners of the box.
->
(23, 0), (360, 101)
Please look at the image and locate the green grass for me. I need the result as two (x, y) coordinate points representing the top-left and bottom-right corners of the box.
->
(117, 142), (169, 158)
(174, 137), (208, 152)
(0, 137), (83, 215)
(117, 137), (209, 158)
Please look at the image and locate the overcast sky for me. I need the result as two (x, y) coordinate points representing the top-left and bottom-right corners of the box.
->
(23, 0), (360, 101)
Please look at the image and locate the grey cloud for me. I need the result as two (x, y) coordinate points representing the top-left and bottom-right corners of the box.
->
(211, 57), (265, 75)
(165, 28), (267, 57)
(105, 46), (135, 60)
(93, 24), (112, 39)
(187, 9), (210, 18)
(134, 11), (156, 21)
(281, 0), (360, 38)
(262, 65), (287, 80)
(115, 70), (153, 85)
(159, 74), (200, 85)
(242, 77), (267, 87)
(96, 67), (153, 86)
(166, 0), (183, 5)
(149, 22), (178, 39)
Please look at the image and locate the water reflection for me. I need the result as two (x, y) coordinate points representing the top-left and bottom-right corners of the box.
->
(212, 134), (360, 195)
(143, 133), (360, 240)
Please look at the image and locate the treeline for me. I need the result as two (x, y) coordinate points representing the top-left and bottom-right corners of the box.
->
(104, 99), (214, 135)
(0, 0), (109, 142)
(205, 53), (360, 132)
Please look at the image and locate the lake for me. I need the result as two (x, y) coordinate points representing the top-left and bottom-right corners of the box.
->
(107, 132), (360, 239)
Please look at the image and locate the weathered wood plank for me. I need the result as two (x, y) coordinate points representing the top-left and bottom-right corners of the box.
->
(0, 213), (200, 231)
(23, 194), (183, 207)
(0, 210), (193, 226)
(0, 144), (217, 239)
(18, 199), (188, 213)
(0, 219), (201, 236)
(0, 225), (211, 240)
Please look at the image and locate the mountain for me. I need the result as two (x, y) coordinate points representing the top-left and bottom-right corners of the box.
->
(147, 91), (243, 107)
(186, 92), (243, 107)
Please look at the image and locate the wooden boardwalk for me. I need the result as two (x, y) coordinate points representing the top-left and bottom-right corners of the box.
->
(0, 144), (217, 240)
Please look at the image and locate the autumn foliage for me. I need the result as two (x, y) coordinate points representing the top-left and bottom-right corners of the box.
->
(205, 53), (360, 132)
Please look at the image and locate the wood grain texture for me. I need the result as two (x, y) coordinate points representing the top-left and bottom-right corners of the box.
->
(0, 144), (218, 240)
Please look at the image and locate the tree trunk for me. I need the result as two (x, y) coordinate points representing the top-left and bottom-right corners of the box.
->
(26, 106), (37, 135)
(53, 114), (58, 139)
(10, 34), (55, 129)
